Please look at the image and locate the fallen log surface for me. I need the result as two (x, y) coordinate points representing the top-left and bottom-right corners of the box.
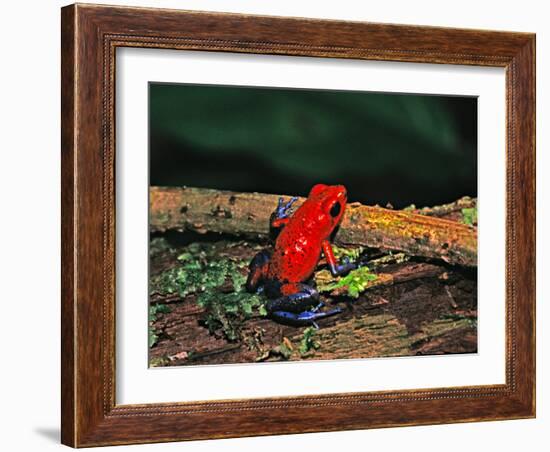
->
(150, 186), (477, 267)
(405, 196), (477, 220)
(149, 240), (477, 366)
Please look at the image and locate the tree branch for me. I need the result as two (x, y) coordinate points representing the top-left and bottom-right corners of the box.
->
(150, 186), (477, 267)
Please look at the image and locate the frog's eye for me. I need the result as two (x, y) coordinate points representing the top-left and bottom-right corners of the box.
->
(330, 201), (341, 218)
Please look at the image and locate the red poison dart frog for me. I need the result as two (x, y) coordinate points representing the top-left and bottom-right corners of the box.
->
(246, 184), (362, 328)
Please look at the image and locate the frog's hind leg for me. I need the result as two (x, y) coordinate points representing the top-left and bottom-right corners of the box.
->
(267, 283), (342, 328)
(246, 250), (271, 293)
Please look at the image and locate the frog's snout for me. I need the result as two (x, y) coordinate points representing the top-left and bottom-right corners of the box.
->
(335, 185), (347, 203)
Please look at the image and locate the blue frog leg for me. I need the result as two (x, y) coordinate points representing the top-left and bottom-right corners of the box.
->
(275, 196), (298, 220)
(266, 283), (342, 327)
(322, 240), (369, 277)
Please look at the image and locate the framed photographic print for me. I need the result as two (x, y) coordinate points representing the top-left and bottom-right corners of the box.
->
(61, 3), (536, 447)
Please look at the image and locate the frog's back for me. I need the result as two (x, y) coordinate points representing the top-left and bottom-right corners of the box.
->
(267, 207), (324, 283)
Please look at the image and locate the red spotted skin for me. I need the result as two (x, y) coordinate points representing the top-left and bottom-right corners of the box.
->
(267, 184), (347, 284)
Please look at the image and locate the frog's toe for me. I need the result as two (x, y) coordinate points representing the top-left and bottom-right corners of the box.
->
(276, 196), (298, 219)
(269, 306), (342, 327)
(286, 196), (298, 208)
(311, 302), (325, 312)
(297, 307), (342, 322)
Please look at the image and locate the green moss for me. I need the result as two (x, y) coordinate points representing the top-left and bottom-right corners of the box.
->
(261, 340), (293, 361)
(151, 241), (266, 342)
(417, 317), (476, 341)
(318, 266), (378, 298)
(441, 313), (477, 328)
(149, 356), (171, 367)
(277, 342), (294, 360)
(299, 327), (320, 355)
(148, 303), (171, 348)
(197, 291), (264, 341)
(461, 207), (477, 226)
(331, 244), (365, 262)
(150, 243), (248, 298)
(148, 330), (158, 348)
(149, 304), (171, 319)
(259, 331), (321, 361)
(149, 237), (173, 257)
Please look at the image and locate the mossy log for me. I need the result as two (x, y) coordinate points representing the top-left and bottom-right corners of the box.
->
(149, 251), (477, 366)
(150, 187), (477, 267)
(405, 196), (477, 219)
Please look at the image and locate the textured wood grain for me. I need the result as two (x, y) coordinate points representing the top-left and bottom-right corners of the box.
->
(60, 6), (76, 446)
(150, 186), (478, 266)
(61, 3), (535, 447)
(148, 241), (477, 367)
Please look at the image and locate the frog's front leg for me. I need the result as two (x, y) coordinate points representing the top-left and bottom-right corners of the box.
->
(322, 240), (364, 277)
(270, 196), (298, 238)
(266, 283), (342, 328)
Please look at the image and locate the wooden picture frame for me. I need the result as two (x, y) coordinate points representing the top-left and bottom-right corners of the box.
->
(61, 3), (535, 447)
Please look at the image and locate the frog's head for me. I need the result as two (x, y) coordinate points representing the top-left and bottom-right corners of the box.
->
(308, 183), (348, 234)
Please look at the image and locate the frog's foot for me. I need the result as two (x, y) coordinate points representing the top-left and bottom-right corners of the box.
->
(274, 196), (298, 220)
(330, 255), (370, 276)
(266, 283), (342, 327)
(322, 240), (370, 277)
(270, 197), (299, 238)
(329, 255), (358, 276)
(270, 304), (343, 329)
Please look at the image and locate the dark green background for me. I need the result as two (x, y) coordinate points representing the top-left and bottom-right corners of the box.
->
(149, 83), (477, 208)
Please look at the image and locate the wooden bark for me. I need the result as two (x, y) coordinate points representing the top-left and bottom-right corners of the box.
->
(150, 186), (477, 267)
(405, 196), (476, 216)
(149, 256), (477, 366)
